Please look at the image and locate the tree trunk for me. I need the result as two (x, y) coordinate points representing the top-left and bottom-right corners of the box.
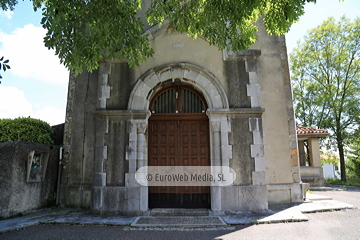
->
(337, 137), (347, 182)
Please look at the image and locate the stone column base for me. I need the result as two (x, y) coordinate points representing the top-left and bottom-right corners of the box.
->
(267, 183), (303, 204)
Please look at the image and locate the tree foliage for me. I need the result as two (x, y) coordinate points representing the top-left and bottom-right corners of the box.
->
(0, 117), (53, 144)
(0, 0), (318, 74)
(346, 140), (360, 179)
(290, 16), (360, 181)
(0, 56), (10, 83)
(320, 151), (339, 167)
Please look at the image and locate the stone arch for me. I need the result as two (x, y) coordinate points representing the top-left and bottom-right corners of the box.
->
(128, 63), (229, 110)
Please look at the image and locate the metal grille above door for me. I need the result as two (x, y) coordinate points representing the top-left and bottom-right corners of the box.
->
(151, 86), (206, 114)
(181, 88), (205, 113)
(152, 88), (176, 113)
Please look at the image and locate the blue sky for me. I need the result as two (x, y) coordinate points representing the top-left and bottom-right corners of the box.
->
(0, 0), (359, 126)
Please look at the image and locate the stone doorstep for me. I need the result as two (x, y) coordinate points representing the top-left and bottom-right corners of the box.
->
(131, 216), (227, 228)
(150, 208), (209, 216)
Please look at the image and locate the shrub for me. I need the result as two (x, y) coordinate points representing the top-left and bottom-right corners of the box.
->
(0, 117), (53, 144)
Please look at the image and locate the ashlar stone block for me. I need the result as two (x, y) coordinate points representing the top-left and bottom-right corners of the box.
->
(184, 69), (199, 81)
(252, 171), (265, 185)
(251, 144), (264, 158)
(171, 68), (185, 79)
(255, 158), (265, 172)
(157, 70), (172, 82)
(144, 74), (160, 89)
(248, 72), (258, 84)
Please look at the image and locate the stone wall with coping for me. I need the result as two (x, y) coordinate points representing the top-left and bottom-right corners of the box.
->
(0, 141), (59, 219)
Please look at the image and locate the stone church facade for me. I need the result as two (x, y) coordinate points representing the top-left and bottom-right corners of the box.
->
(61, 12), (303, 215)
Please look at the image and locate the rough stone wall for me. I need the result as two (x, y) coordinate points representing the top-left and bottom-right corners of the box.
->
(106, 62), (135, 110)
(224, 60), (251, 108)
(61, 70), (98, 208)
(62, 62), (135, 208)
(229, 118), (254, 185)
(105, 121), (128, 186)
(0, 141), (59, 219)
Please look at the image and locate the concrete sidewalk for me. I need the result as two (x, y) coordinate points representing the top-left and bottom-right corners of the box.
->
(0, 194), (355, 233)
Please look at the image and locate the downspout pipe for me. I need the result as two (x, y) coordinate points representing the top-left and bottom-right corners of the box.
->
(56, 147), (63, 206)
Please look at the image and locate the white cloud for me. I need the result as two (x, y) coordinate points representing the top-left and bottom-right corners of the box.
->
(0, 24), (69, 84)
(0, 85), (32, 118)
(32, 106), (65, 126)
(0, 10), (13, 19)
(0, 85), (65, 126)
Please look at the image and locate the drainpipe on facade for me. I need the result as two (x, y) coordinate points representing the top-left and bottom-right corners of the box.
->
(56, 147), (63, 206)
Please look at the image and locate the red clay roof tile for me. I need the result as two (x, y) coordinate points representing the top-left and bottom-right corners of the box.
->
(296, 126), (328, 135)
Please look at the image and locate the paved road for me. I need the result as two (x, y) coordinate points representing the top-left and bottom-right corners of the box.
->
(1, 186), (359, 240)
(319, 185), (360, 208)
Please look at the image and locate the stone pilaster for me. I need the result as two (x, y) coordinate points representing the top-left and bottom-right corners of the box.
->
(249, 118), (265, 185)
(211, 121), (221, 167)
(136, 122), (147, 170)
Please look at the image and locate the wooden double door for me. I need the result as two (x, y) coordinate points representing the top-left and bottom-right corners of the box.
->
(148, 84), (211, 208)
(148, 116), (210, 208)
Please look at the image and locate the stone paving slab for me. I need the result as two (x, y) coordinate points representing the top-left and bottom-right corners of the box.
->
(222, 199), (355, 225)
(306, 193), (332, 201)
(47, 211), (136, 226)
(222, 208), (308, 225)
(0, 209), (135, 233)
(0, 209), (72, 233)
(298, 200), (355, 213)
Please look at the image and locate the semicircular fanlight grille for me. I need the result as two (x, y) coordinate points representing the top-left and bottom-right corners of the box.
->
(151, 87), (205, 114)
(181, 89), (205, 113)
(152, 88), (176, 113)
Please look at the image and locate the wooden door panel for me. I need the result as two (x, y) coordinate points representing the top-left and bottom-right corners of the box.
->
(148, 118), (210, 208)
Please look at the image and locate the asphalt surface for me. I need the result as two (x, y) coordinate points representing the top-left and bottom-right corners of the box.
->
(1, 185), (360, 240)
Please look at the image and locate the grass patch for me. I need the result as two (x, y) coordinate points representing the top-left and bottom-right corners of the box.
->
(325, 177), (360, 187)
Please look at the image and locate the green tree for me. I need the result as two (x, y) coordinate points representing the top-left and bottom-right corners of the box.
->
(0, 117), (53, 144)
(0, 56), (10, 83)
(346, 140), (360, 179)
(320, 151), (339, 167)
(290, 16), (360, 181)
(0, 0), (319, 74)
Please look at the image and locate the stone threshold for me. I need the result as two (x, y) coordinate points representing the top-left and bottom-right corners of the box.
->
(150, 208), (210, 216)
(131, 216), (228, 229)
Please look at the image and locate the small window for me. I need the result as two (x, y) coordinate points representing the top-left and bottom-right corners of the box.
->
(27, 151), (50, 182)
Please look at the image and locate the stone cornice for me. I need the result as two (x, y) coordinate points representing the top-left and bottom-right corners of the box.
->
(207, 108), (265, 118)
(95, 110), (151, 121)
(223, 49), (262, 61)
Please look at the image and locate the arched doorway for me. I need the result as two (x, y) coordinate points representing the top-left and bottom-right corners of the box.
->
(148, 81), (210, 208)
